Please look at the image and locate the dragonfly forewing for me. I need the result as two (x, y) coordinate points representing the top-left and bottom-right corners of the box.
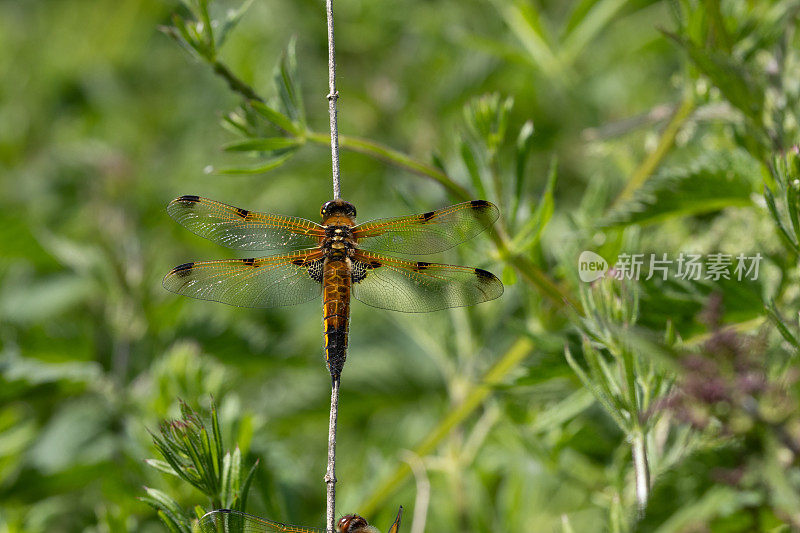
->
(200, 509), (325, 533)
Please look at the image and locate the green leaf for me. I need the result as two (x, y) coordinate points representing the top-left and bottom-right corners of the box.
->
(222, 137), (303, 152)
(141, 487), (192, 533)
(216, 152), (297, 174)
(764, 184), (800, 254)
(463, 93), (513, 154)
(145, 458), (182, 477)
(248, 100), (303, 136)
(459, 140), (487, 199)
(664, 31), (764, 122)
(237, 459), (259, 514)
(601, 150), (759, 228)
(211, 401), (224, 481)
(274, 37), (305, 125)
(765, 300), (800, 352)
(220, 450), (233, 507)
(215, 0), (254, 48)
(510, 156), (557, 253)
(514, 120), (535, 204)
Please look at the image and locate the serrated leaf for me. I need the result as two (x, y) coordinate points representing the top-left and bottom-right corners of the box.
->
(664, 31), (764, 121)
(601, 150), (759, 228)
(222, 137), (303, 152)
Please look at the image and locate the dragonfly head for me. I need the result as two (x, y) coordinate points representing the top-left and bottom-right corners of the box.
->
(336, 514), (380, 533)
(321, 199), (357, 220)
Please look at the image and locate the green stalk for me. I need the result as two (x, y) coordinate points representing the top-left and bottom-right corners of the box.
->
(613, 95), (695, 205)
(358, 336), (535, 515)
(307, 132), (472, 200)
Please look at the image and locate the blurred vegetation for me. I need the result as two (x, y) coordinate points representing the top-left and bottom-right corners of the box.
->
(2, 0), (800, 531)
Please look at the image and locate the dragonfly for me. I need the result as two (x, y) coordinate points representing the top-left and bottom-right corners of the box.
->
(163, 195), (503, 379)
(199, 507), (403, 533)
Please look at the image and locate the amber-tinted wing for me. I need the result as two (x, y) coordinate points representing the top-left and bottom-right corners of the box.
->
(387, 507), (403, 533)
(352, 200), (499, 255)
(200, 509), (325, 533)
(163, 250), (324, 308)
(350, 251), (503, 312)
(167, 195), (325, 251)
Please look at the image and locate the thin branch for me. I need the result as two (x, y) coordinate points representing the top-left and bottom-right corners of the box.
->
(324, 3), (341, 530)
(613, 94), (695, 206)
(325, 377), (341, 532)
(326, 0), (342, 199)
(306, 131), (472, 200)
(358, 336), (536, 515)
(212, 61), (264, 102)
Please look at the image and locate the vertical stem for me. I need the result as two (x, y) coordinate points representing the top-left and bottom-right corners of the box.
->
(326, 0), (342, 199)
(631, 430), (650, 518)
(325, 377), (341, 532)
(324, 3), (341, 530)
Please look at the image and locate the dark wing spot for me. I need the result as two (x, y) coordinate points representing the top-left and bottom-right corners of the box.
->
(475, 268), (494, 280)
(173, 262), (194, 277)
(416, 261), (431, 271)
(291, 258), (305, 266)
(242, 258), (256, 266)
(308, 258), (324, 283)
(352, 261), (368, 283)
(369, 260), (382, 269)
(421, 211), (435, 222)
(177, 195), (200, 205)
(235, 207), (249, 218)
(470, 199), (491, 208)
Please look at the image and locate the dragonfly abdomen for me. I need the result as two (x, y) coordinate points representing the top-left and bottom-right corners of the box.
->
(322, 258), (351, 380)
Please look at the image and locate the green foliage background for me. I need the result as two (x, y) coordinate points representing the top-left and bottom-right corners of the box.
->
(2, 0), (800, 531)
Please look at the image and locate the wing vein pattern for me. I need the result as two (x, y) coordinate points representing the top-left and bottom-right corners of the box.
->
(200, 509), (324, 533)
(353, 200), (499, 255)
(168, 195), (324, 251)
(351, 251), (503, 312)
(163, 251), (324, 308)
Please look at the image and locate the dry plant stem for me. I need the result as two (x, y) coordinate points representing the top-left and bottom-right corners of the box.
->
(326, 0), (342, 199)
(326, 377), (340, 532)
(324, 1), (341, 530)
